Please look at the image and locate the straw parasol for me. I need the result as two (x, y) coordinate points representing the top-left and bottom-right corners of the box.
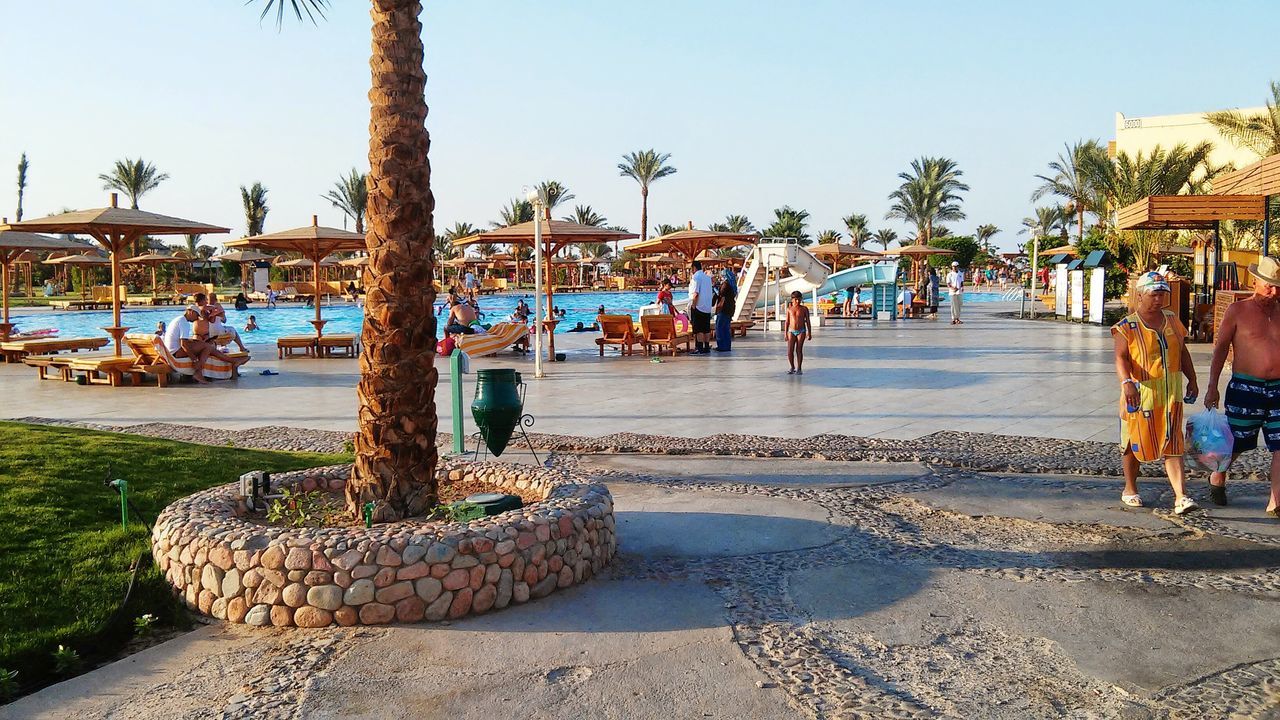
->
(212, 248), (275, 291)
(10, 194), (230, 354)
(626, 223), (757, 262)
(809, 242), (880, 270)
(638, 254), (680, 265)
(122, 252), (191, 297)
(44, 253), (111, 302)
(880, 245), (956, 284)
(0, 226), (84, 339)
(339, 255), (370, 267)
(225, 216), (366, 337)
(455, 216), (636, 360)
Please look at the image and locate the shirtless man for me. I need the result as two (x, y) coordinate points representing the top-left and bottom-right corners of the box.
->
(444, 294), (478, 335)
(164, 306), (247, 384)
(1204, 257), (1280, 517)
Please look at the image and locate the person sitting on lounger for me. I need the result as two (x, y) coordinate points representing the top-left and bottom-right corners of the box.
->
(164, 306), (247, 384)
(444, 294), (478, 335)
(196, 292), (249, 353)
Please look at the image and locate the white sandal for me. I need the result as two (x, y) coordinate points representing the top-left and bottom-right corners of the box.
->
(1121, 493), (1143, 508)
(1174, 496), (1200, 515)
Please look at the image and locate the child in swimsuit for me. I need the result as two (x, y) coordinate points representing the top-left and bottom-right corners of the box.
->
(782, 290), (812, 375)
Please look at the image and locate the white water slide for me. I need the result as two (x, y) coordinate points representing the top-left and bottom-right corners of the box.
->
(731, 240), (897, 323)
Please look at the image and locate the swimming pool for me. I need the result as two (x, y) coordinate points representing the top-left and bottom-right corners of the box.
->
(10, 290), (688, 345)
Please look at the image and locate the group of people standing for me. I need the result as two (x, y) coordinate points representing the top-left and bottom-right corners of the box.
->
(678, 260), (738, 354)
(1113, 259), (1280, 519)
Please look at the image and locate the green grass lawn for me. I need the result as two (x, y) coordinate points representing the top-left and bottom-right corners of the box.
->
(0, 421), (350, 697)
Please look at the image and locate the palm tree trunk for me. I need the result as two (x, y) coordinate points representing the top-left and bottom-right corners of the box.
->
(640, 186), (649, 243)
(1078, 206), (1085, 243)
(347, 0), (439, 522)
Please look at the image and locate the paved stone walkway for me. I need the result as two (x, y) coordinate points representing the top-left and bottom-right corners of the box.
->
(6, 446), (1279, 719)
(0, 304), (1210, 443)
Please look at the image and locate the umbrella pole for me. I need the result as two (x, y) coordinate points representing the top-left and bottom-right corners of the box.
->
(312, 251), (325, 337)
(0, 259), (11, 340)
(108, 236), (125, 355)
(151, 265), (157, 298)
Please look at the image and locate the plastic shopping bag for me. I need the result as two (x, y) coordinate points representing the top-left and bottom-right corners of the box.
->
(1185, 409), (1235, 473)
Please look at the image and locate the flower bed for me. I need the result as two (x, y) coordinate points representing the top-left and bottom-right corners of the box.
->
(151, 459), (615, 626)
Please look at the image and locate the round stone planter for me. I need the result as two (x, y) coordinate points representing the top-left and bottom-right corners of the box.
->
(151, 460), (615, 627)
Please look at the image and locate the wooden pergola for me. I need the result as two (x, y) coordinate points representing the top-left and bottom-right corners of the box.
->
(809, 242), (880, 271)
(1117, 194), (1267, 308)
(1210, 152), (1280, 256)
(226, 216), (366, 337)
(9, 194), (230, 355)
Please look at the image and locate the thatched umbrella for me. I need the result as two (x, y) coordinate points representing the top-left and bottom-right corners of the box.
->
(0, 226), (83, 339)
(123, 252), (191, 297)
(10, 194), (229, 354)
(212, 248), (275, 291)
(44, 253), (111, 303)
(455, 217), (636, 361)
(880, 245), (956, 284)
(627, 223), (757, 262)
(226, 216), (365, 337)
(809, 242), (880, 271)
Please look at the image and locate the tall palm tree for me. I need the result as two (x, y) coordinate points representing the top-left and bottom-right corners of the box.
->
(885, 156), (969, 245)
(474, 242), (498, 259)
(183, 234), (202, 257)
(1019, 207), (1066, 243)
(536, 180), (574, 211)
(1206, 81), (1280, 158)
(871, 228), (898, 252)
(98, 158), (169, 209)
(579, 242), (613, 260)
(492, 198), (534, 228)
(565, 205), (606, 227)
(1080, 142), (1217, 269)
(763, 206), (811, 245)
(240, 182), (270, 236)
(815, 229), (842, 244)
(257, 0), (440, 520)
(841, 213), (869, 247)
(974, 223), (1001, 253)
(652, 223), (682, 237)
(1031, 140), (1107, 241)
(15, 152), (29, 221)
(442, 221), (478, 244)
(617, 149), (677, 245)
(324, 168), (368, 233)
(721, 214), (755, 233)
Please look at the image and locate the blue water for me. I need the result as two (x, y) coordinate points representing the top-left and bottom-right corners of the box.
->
(11, 290), (688, 345)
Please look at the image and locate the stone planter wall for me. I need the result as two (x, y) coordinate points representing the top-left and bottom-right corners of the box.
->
(151, 460), (616, 627)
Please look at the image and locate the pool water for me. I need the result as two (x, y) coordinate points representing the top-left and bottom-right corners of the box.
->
(11, 290), (688, 345)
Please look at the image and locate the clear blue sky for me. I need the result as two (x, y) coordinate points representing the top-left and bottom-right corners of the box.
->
(1, 1), (1277, 253)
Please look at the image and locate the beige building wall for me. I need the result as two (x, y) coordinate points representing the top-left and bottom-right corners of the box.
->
(1112, 107), (1266, 171)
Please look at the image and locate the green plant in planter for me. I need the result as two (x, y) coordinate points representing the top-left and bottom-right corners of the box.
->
(133, 613), (158, 638)
(52, 645), (80, 676)
(266, 487), (345, 528)
(429, 501), (484, 522)
(0, 668), (18, 701)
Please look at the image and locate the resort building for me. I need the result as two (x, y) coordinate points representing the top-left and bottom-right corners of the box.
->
(1111, 106), (1266, 170)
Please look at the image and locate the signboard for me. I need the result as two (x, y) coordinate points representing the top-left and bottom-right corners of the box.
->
(1069, 269), (1085, 320)
(1055, 265), (1068, 317)
(1089, 268), (1106, 324)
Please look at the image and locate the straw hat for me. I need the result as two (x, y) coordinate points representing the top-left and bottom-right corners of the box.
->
(1250, 256), (1280, 287)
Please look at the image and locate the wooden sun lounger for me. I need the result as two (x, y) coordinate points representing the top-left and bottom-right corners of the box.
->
(66, 355), (139, 386)
(455, 323), (529, 358)
(23, 351), (117, 381)
(731, 320), (754, 337)
(640, 314), (694, 357)
(317, 333), (360, 358)
(277, 335), (317, 358)
(1, 336), (109, 363)
(595, 314), (641, 356)
(124, 334), (248, 386)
